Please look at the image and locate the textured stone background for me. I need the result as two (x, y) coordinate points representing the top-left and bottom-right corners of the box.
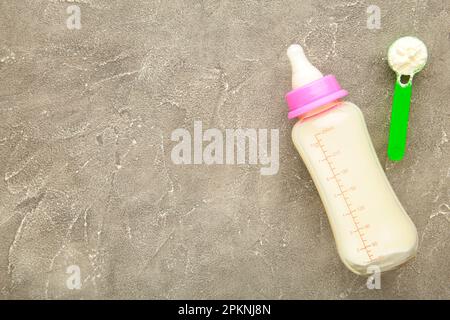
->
(0, 0), (449, 299)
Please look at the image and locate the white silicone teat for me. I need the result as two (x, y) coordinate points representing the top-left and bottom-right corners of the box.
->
(287, 44), (323, 90)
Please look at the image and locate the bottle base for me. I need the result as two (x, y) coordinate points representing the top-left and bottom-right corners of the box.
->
(344, 250), (417, 276)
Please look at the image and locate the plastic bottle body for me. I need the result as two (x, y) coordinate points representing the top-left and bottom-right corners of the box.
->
(292, 101), (418, 275)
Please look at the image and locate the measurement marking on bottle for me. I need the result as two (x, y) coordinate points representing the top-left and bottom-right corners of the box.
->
(342, 209), (356, 217)
(314, 131), (375, 262)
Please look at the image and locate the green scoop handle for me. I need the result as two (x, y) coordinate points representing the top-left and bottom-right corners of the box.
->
(387, 79), (412, 161)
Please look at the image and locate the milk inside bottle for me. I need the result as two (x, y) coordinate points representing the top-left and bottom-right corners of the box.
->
(285, 44), (418, 275)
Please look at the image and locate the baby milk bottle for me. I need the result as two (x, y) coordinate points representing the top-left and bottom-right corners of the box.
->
(285, 44), (418, 275)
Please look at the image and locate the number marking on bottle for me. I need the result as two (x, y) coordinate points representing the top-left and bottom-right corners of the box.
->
(314, 130), (375, 262)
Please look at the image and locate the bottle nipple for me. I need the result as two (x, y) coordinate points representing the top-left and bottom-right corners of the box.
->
(287, 44), (323, 90)
(285, 44), (348, 119)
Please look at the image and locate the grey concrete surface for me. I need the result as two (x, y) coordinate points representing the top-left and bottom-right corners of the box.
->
(0, 0), (449, 299)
